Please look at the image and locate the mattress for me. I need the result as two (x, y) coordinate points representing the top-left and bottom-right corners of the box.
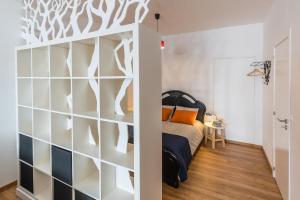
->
(162, 120), (204, 155)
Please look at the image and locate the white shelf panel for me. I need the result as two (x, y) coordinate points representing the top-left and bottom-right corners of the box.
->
(100, 79), (133, 124)
(74, 153), (100, 199)
(73, 117), (99, 159)
(73, 79), (99, 117)
(17, 49), (31, 77)
(50, 43), (71, 77)
(101, 112), (133, 124)
(100, 76), (133, 79)
(33, 140), (51, 175)
(51, 113), (72, 150)
(32, 47), (49, 77)
(18, 79), (32, 107)
(33, 170), (52, 200)
(33, 79), (50, 109)
(99, 32), (133, 77)
(72, 38), (98, 77)
(102, 144), (134, 172)
(103, 189), (134, 200)
(33, 109), (50, 142)
(18, 107), (32, 136)
(51, 79), (72, 113)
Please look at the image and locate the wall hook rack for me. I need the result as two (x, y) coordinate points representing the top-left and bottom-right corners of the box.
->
(247, 61), (272, 85)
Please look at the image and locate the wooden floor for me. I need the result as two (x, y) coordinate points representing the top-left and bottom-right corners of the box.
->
(0, 182), (20, 200)
(0, 143), (282, 200)
(163, 142), (283, 200)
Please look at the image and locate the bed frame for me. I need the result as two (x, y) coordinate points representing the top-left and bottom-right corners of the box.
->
(162, 90), (206, 188)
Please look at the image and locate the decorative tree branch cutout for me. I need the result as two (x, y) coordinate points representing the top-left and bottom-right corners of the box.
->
(22, 0), (150, 44)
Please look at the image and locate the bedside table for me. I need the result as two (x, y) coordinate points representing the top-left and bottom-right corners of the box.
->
(204, 122), (225, 149)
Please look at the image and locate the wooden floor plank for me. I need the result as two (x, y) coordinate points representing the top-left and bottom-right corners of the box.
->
(163, 142), (282, 200)
(1, 143), (282, 200)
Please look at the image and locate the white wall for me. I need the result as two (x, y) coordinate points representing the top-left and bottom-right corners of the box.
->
(0, 0), (22, 187)
(263, 0), (300, 199)
(162, 24), (263, 145)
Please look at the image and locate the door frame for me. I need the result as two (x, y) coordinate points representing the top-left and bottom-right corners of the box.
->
(272, 28), (292, 200)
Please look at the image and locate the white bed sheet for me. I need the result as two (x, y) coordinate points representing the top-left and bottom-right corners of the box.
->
(162, 120), (204, 155)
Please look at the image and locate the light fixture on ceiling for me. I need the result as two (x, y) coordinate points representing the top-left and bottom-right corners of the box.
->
(247, 61), (271, 85)
(155, 13), (165, 50)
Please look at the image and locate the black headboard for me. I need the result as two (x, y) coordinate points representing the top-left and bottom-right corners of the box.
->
(162, 90), (206, 123)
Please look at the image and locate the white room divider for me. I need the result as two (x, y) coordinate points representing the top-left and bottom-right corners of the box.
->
(16, 24), (162, 200)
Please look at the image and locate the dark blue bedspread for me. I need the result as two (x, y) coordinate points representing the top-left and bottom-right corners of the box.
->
(162, 133), (192, 181)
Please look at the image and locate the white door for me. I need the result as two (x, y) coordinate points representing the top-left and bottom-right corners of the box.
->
(274, 36), (290, 200)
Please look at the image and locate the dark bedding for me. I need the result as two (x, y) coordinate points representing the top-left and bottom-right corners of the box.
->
(162, 133), (192, 181)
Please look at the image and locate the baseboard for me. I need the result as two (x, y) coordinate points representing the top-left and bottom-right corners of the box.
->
(225, 139), (262, 149)
(0, 180), (17, 193)
(262, 147), (274, 172)
(16, 187), (35, 200)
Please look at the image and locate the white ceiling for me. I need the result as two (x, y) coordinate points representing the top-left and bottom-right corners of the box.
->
(142, 0), (273, 35)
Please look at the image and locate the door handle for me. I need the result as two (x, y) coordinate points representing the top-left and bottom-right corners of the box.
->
(277, 118), (288, 124)
(281, 125), (288, 130)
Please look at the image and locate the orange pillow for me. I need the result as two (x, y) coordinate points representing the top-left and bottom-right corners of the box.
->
(162, 108), (173, 121)
(171, 110), (197, 125)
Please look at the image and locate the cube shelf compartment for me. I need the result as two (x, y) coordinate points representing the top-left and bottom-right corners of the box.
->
(73, 79), (99, 117)
(101, 121), (134, 171)
(33, 140), (51, 175)
(75, 190), (96, 200)
(16, 25), (162, 200)
(32, 47), (49, 77)
(53, 179), (72, 200)
(72, 38), (98, 78)
(19, 134), (33, 165)
(33, 79), (50, 109)
(20, 161), (34, 193)
(100, 78), (133, 123)
(34, 170), (52, 200)
(50, 43), (71, 77)
(73, 117), (99, 158)
(52, 146), (73, 185)
(74, 153), (100, 199)
(101, 163), (134, 200)
(51, 112), (72, 150)
(99, 32), (133, 77)
(17, 49), (31, 77)
(18, 79), (32, 106)
(18, 106), (32, 136)
(33, 109), (51, 142)
(51, 79), (72, 113)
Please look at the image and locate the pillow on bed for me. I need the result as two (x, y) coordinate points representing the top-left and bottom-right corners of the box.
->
(170, 108), (198, 125)
(176, 106), (199, 112)
(162, 106), (175, 121)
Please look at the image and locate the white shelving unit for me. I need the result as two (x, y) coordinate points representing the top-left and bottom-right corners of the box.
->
(16, 24), (162, 200)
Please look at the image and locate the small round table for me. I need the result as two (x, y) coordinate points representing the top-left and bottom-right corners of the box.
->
(204, 122), (225, 149)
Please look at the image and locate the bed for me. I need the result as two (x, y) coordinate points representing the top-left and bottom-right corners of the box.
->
(162, 90), (206, 188)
